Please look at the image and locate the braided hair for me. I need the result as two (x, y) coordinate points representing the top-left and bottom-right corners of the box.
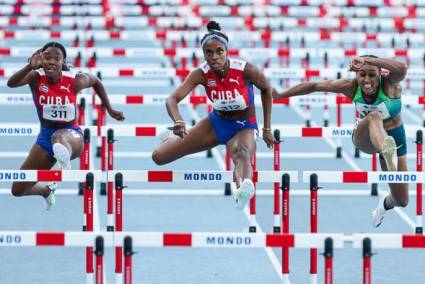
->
(200, 21), (229, 50)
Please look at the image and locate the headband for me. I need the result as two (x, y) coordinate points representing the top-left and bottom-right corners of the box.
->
(201, 33), (229, 49)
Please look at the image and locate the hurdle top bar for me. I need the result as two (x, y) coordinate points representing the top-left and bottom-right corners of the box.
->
(303, 171), (425, 184)
(1, 124), (424, 139)
(0, 170), (103, 182)
(0, 170), (296, 183)
(1, 231), (424, 248)
(110, 170), (298, 183)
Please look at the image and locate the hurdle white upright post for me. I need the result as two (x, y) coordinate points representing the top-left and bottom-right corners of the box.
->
(273, 130), (281, 233)
(107, 129), (115, 231)
(95, 236), (104, 284)
(123, 236), (133, 284)
(85, 173), (94, 284)
(310, 173), (318, 284)
(415, 130), (423, 234)
(115, 173), (124, 284)
(281, 173), (290, 284)
(371, 154), (378, 196)
(249, 154), (257, 233)
(324, 238), (333, 284)
(363, 238), (372, 284)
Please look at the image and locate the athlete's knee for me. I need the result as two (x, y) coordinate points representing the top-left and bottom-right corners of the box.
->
(152, 150), (167, 165)
(366, 111), (383, 122)
(51, 130), (65, 143)
(11, 183), (26, 197)
(231, 145), (251, 162)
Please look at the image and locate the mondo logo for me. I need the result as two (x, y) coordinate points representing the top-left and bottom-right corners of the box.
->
(331, 129), (353, 137)
(206, 236), (252, 246)
(184, 173), (222, 181)
(0, 172), (26, 181)
(0, 128), (33, 135)
(378, 173), (417, 182)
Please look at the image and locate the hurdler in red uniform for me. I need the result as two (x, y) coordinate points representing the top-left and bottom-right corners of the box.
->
(7, 41), (125, 210)
(152, 21), (275, 210)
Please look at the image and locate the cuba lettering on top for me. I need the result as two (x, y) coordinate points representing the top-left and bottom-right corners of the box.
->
(39, 95), (72, 105)
(210, 88), (242, 101)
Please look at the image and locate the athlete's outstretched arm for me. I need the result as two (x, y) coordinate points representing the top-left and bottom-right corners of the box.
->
(244, 63), (275, 148)
(273, 79), (356, 99)
(350, 56), (407, 84)
(75, 72), (125, 121)
(165, 69), (204, 138)
(7, 49), (41, 88)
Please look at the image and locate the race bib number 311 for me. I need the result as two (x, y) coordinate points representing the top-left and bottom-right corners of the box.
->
(42, 104), (75, 122)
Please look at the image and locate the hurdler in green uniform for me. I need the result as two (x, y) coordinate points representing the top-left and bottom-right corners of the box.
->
(273, 55), (409, 228)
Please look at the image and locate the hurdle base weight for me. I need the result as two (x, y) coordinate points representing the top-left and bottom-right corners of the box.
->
(336, 147), (342, 159)
(224, 183), (231, 196)
(100, 183), (106, 195)
(78, 182), (84, 195)
(370, 183), (378, 196)
(273, 226), (281, 233)
(249, 226), (257, 233)
(354, 148), (360, 158)
(415, 227), (423, 234)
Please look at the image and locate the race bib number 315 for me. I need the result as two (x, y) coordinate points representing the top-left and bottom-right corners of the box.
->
(42, 104), (75, 122)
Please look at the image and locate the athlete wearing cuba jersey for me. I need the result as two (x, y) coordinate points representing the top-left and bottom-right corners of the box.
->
(7, 42), (124, 210)
(152, 21), (275, 211)
(202, 58), (258, 144)
(33, 68), (81, 156)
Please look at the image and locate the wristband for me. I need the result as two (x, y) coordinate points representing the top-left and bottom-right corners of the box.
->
(262, 127), (271, 132)
(174, 119), (185, 124)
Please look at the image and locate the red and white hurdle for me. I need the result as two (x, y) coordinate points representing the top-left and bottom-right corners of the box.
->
(0, 170), (100, 284)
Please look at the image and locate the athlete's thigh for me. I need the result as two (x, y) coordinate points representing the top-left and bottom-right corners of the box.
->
(15, 144), (56, 189)
(352, 119), (375, 154)
(20, 144), (56, 170)
(156, 117), (218, 160)
(51, 128), (83, 159)
(226, 128), (257, 155)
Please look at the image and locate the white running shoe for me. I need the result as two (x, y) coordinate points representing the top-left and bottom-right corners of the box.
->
(381, 136), (398, 172)
(372, 193), (388, 227)
(234, 179), (255, 210)
(44, 182), (57, 211)
(53, 143), (71, 170)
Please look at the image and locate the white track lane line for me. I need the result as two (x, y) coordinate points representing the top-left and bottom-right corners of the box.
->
(187, 105), (284, 281)
(291, 104), (416, 230)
